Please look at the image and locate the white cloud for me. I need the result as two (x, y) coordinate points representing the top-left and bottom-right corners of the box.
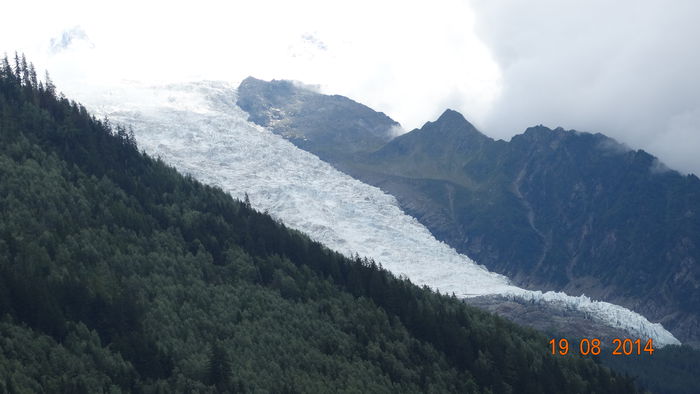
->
(3, 0), (697, 174)
(0, 0), (502, 133)
(470, 0), (700, 174)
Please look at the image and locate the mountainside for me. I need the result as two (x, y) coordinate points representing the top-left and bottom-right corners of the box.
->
(0, 58), (642, 392)
(237, 77), (399, 162)
(236, 78), (700, 348)
(74, 79), (682, 347)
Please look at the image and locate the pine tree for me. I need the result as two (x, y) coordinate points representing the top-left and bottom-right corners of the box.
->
(127, 126), (137, 148)
(244, 192), (251, 208)
(206, 343), (232, 391)
(13, 52), (21, 83)
(44, 70), (56, 96)
(20, 54), (29, 87)
(116, 125), (128, 141)
(0, 54), (10, 78)
(28, 63), (37, 88)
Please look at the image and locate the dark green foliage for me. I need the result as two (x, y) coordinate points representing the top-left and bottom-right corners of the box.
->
(600, 345), (700, 394)
(206, 343), (235, 391)
(0, 56), (636, 392)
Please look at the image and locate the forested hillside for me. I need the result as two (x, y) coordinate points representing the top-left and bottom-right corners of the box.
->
(0, 55), (636, 393)
(601, 345), (700, 394)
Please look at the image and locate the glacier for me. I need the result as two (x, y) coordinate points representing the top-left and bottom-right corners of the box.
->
(74, 80), (680, 346)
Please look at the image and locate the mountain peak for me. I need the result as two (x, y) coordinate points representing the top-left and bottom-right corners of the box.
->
(240, 75), (263, 85)
(515, 124), (573, 145)
(49, 26), (94, 54)
(435, 108), (473, 128)
(437, 108), (465, 120)
(239, 76), (296, 98)
(523, 124), (553, 135)
(425, 109), (490, 143)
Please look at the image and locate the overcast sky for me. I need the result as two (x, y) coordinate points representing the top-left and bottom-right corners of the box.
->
(2, 0), (699, 174)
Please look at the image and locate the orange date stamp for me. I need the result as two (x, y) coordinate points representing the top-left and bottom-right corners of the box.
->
(549, 338), (654, 356)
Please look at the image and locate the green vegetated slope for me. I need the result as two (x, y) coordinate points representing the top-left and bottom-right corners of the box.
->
(236, 79), (700, 349)
(600, 345), (700, 394)
(0, 58), (637, 393)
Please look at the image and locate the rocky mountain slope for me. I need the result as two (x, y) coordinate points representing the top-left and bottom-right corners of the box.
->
(237, 77), (399, 162)
(237, 78), (700, 347)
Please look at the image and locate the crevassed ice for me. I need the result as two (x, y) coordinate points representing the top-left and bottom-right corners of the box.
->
(78, 80), (680, 346)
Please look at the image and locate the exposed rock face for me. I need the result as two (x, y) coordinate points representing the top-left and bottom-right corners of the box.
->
(464, 295), (637, 346)
(237, 77), (399, 162)
(237, 77), (700, 347)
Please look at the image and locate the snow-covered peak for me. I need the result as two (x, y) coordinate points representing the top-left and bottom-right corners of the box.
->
(49, 26), (94, 54)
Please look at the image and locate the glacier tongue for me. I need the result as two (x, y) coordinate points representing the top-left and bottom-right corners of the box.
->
(78, 80), (680, 346)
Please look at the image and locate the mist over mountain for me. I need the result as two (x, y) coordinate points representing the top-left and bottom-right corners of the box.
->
(237, 77), (700, 349)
